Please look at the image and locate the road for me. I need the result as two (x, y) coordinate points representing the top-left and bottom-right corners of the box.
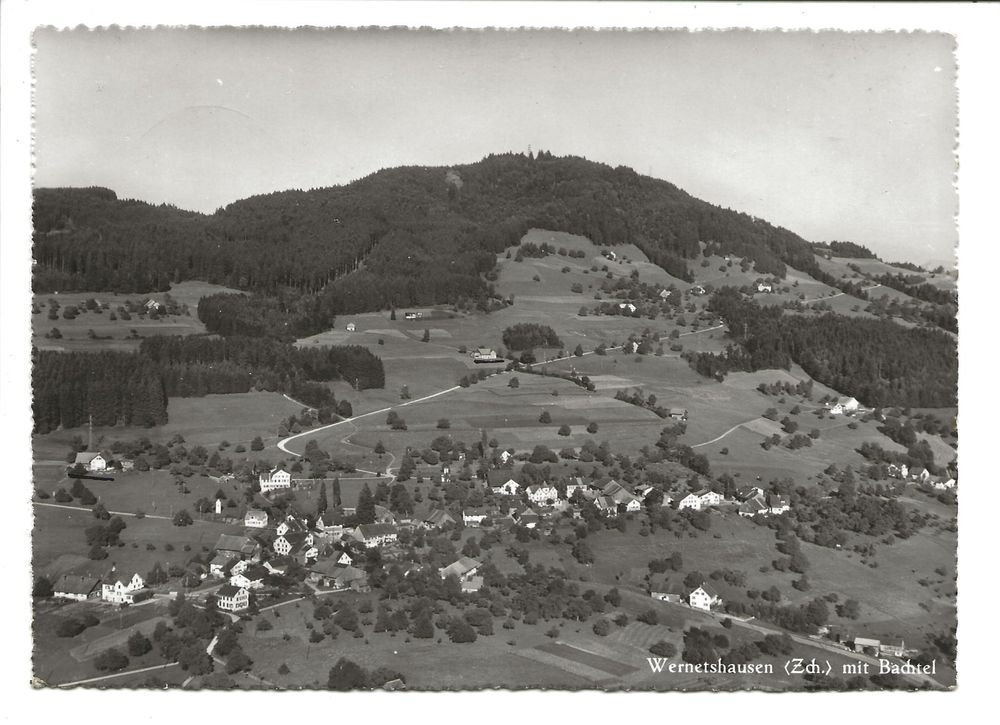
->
(690, 418), (762, 448)
(33, 500), (174, 521)
(801, 283), (881, 305)
(55, 661), (179, 688)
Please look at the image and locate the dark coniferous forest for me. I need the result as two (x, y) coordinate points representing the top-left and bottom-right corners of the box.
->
(33, 153), (827, 322)
(686, 288), (957, 408)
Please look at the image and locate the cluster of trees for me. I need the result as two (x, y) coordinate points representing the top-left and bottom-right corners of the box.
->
(197, 291), (329, 340)
(687, 288), (957, 408)
(501, 323), (562, 350)
(814, 240), (878, 259)
(870, 273), (956, 307)
(33, 349), (168, 433)
(141, 335), (384, 400)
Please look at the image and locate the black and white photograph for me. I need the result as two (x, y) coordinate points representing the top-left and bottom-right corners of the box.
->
(4, 1), (996, 704)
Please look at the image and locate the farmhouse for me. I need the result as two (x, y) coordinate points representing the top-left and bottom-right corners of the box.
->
(259, 467), (292, 493)
(617, 303), (637, 314)
(209, 553), (238, 578)
(439, 557), (481, 581)
(214, 534), (260, 560)
(603, 480), (642, 511)
(230, 563), (269, 590)
(887, 463), (909, 480)
(565, 477), (594, 500)
(472, 348), (501, 363)
(101, 572), (151, 605)
(910, 467), (932, 483)
(352, 523), (398, 548)
(215, 585), (250, 613)
(498, 450), (514, 465)
(668, 408), (688, 421)
(462, 507), (490, 527)
(487, 471), (521, 496)
(308, 560), (369, 591)
(678, 490), (723, 511)
(852, 637), (881, 654)
(346, 322), (356, 332)
(738, 495), (769, 518)
(756, 281), (773, 293)
(74, 451), (107, 472)
(273, 531), (314, 558)
(244, 509), (269, 528)
(767, 494), (791, 515)
(462, 576), (484, 593)
(422, 509), (456, 529)
(53, 574), (101, 601)
(659, 289), (672, 300)
(144, 299), (163, 312)
(690, 285), (706, 296)
(526, 484), (559, 506)
(689, 583), (722, 612)
(736, 486), (764, 502)
(594, 495), (619, 518)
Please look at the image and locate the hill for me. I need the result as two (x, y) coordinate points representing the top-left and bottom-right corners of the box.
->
(34, 152), (828, 327)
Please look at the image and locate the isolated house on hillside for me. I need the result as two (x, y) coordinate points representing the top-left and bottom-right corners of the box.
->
(767, 494), (791, 515)
(74, 452), (107, 472)
(756, 281), (773, 293)
(689, 583), (722, 611)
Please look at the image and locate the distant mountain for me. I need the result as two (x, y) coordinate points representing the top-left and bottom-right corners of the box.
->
(33, 152), (838, 314)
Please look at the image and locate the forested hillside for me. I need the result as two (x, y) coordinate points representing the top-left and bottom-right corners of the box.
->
(33, 152), (825, 319)
(686, 288), (957, 408)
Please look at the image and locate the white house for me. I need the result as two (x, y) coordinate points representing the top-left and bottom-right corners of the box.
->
(618, 302), (637, 314)
(689, 583), (722, 612)
(273, 532), (313, 557)
(216, 585), (249, 613)
(244, 509), (269, 528)
(756, 281), (773, 293)
(472, 348), (500, 362)
(346, 322), (356, 332)
(498, 450), (514, 465)
(690, 285), (706, 296)
(74, 451), (107, 472)
(259, 467), (292, 493)
(462, 507), (490, 527)
(659, 289), (672, 300)
(275, 515), (309, 537)
(101, 573), (148, 605)
(842, 397), (860, 413)
(337, 552), (353, 566)
(526, 484), (559, 506)
(738, 495), (769, 518)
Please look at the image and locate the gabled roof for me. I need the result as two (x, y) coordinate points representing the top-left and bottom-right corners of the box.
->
(216, 584), (245, 598)
(486, 470), (518, 485)
(423, 509), (455, 526)
(74, 452), (102, 464)
(245, 508), (268, 519)
(694, 581), (720, 599)
(357, 523), (397, 539)
(739, 497), (768, 515)
(238, 564), (270, 581)
(440, 556), (481, 579)
(54, 574), (100, 596)
(767, 493), (790, 507)
(215, 534), (256, 554)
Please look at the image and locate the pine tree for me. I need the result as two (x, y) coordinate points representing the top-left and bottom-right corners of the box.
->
(356, 483), (376, 524)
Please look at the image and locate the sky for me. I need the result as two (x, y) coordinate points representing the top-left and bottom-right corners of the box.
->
(33, 27), (957, 265)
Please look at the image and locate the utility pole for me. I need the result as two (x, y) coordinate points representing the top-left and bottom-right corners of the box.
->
(88, 414), (93, 451)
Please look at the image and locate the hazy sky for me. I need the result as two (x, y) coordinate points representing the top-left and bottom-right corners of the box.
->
(33, 28), (957, 264)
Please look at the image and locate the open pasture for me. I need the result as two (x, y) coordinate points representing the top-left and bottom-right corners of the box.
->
(31, 281), (242, 352)
(32, 504), (241, 577)
(302, 370), (667, 463)
(33, 391), (303, 466)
